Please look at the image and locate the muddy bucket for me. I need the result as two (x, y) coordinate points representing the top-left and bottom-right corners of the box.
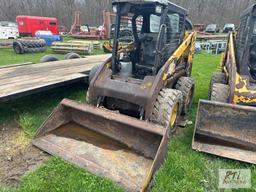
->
(33, 99), (168, 192)
(192, 100), (256, 164)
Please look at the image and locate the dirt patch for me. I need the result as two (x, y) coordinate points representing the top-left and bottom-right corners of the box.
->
(0, 121), (49, 185)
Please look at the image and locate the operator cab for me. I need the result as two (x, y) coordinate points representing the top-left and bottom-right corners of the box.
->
(236, 3), (256, 81)
(111, 0), (189, 79)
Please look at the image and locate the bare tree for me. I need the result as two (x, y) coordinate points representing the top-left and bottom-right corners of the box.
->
(0, 0), (255, 29)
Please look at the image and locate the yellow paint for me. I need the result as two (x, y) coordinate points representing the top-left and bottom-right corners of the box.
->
(165, 32), (196, 79)
(162, 73), (168, 81)
(106, 62), (112, 68)
(171, 103), (179, 127)
(233, 73), (256, 104)
(225, 33), (256, 104)
(163, 62), (176, 81)
(140, 82), (153, 89)
(103, 42), (113, 51)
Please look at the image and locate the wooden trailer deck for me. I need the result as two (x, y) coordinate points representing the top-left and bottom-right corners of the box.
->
(0, 54), (110, 103)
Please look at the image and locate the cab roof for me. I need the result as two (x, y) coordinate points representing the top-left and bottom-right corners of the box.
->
(113, 0), (171, 5)
(240, 3), (256, 18)
(112, 0), (188, 15)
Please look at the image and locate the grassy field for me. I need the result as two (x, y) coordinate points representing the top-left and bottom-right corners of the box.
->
(0, 50), (255, 192)
(0, 38), (104, 65)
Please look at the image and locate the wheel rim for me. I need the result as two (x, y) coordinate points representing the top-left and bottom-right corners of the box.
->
(171, 103), (179, 127)
(15, 46), (20, 53)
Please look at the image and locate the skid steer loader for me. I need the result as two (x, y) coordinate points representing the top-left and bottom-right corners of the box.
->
(193, 4), (256, 164)
(33, 0), (196, 191)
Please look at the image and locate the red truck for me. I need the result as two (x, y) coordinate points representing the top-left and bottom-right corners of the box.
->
(16, 16), (59, 37)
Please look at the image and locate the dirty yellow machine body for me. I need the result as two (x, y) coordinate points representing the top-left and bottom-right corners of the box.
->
(33, 0), (196, 191)
(193, 4), (256, 164)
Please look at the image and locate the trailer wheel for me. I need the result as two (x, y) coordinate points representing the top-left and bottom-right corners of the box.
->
(13, 42), (23, 54)
(89, 63), (103, 83)
(40, 55), (59, 63)
(150, 89), (183, 135)
(64, 52), (81, 60)
(175, 77), (195, 115)
(209, 72), (227, 99)
(211, 83), (230, 103)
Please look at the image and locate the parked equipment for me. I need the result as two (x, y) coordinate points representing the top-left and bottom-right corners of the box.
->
(33, 1), (196, 191)
(16, 16), (59, 37)
(0, 21), (19, 39)
(35, 31), (62, 46)
(69, 10), (141, 40)
(103, 41), (113, 53)
(69, 11), (111, 39)
(223, 23), (235, 33)
(193, 4), (256, 164)
(205, 24), (219, 33)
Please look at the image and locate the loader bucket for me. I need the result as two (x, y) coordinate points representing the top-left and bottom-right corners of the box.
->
(192, 100), (256, 164)
(33, 99), (168, 192)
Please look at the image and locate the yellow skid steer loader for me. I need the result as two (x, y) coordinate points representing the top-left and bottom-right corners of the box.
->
(193, 4), (256, 164)
(33, 0), (196, 191)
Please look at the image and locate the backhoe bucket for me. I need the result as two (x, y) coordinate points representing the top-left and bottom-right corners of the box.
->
(192, 100), (256, 164)
(33, 99), (168, 192)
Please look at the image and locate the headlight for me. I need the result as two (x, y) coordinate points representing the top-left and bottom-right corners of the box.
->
(155, 5), (163, 14)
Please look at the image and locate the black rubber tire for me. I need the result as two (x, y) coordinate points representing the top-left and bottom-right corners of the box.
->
(150, 89), (183, 135)
(64, 52), (81, 60)
(24, 47), (46, 53)
(40, 55), (59, 63)
(175, 77), (195, 115)
(15, 39), (46, 53)
(18, 39), (46, 48)
(211, 83), (230, 103)
(87, 64), (104, 103)
(209, 72), (227, 99)
(13, 42), (24, 54)
(89, 63), (102, 83)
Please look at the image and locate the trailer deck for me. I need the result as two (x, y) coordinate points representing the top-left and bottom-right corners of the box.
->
(0, 54), (110, 102)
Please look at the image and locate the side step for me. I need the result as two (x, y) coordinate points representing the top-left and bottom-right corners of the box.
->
(192, 100), (256, 164)
(33, 99), (169, 192)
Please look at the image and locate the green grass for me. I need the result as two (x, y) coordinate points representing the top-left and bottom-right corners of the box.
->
(15, 157), (123, 192)
(0, 52), (255, 192)
(0, 39), (104, 66)
(0, 48), (63, 65)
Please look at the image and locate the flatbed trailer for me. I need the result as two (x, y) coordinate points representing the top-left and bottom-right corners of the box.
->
(0, 54), (110, 103)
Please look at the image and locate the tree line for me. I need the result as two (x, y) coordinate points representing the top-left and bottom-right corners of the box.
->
(0, 0), (255, 29)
